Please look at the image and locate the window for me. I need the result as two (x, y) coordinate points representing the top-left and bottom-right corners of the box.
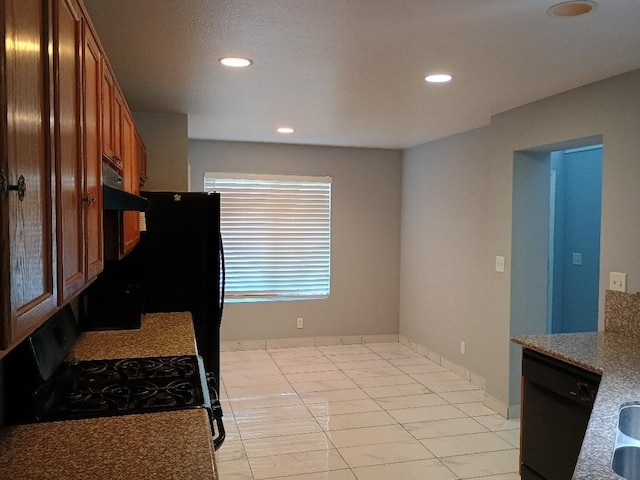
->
(204, 173), (332, 303)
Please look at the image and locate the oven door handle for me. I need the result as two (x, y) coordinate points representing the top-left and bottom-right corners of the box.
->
(205, 372), (225, 450)
(210, 398), (225, 450)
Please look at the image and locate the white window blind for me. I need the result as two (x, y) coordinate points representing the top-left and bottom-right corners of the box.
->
(204, 173), (332, 303)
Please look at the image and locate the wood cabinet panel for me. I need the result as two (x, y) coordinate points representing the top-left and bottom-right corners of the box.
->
(100, 59), (115, 161)
(136, 131), (147, 187)
(83, 19), (103, 279)
(112, 87), (124, 171)
(1, 0), (57, 347)
(121, 109), (139, 255)
(55, 0), (85, 304)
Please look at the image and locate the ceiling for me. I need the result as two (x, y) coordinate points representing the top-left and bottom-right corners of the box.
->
(83, 0), (640, 150)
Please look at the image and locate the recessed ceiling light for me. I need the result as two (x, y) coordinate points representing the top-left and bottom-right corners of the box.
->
(219, 57), (253, 67)
(277, 127), (295, 134)
(425, 74), (452, 83)
(547, 1), (597, 17)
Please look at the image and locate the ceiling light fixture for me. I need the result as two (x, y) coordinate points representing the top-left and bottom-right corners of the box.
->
(425, 74), (452, 83)
(219, 57), (253, 67)
(277, 127), (295, 134)
(547, 1), (597, 17)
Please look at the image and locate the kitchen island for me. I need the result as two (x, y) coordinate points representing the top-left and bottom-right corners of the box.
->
(0, 312), (218, 480)
(513, 330), (640, 479)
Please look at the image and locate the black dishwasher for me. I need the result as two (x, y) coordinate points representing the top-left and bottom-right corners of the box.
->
(521, 348), (601, 480)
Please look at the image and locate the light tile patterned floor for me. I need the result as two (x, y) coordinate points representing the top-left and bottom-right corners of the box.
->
(216, 342), (520, 480)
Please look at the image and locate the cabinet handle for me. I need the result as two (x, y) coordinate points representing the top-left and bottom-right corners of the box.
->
(7, 175), (26, 201)
(83, 194), (97, 206)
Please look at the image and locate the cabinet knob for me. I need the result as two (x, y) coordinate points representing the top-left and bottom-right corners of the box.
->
(6, 175), (27, 201)
(83, 194), (97, 206)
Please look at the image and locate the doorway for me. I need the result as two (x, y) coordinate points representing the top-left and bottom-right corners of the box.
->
(508, 135), (603, 415)
(548, 145), (602, 333)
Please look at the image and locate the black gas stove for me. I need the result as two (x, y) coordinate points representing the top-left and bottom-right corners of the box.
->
(35, 355), (208, 422)
(3, 307), (224, 450)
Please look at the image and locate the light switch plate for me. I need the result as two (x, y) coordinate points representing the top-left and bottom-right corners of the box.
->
(495, 256), (505, 273)
(610, 272), (627, 293)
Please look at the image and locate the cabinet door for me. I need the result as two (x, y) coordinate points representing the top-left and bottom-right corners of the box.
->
(135, 131), (147, 187)
(112, 87), (124, 171)
(54, 0), (85, 304)
(83, 21), (103, 279)
(100, 60), (115, 161)
(1, 0), (57, 347)
(121, 109), (139, 255)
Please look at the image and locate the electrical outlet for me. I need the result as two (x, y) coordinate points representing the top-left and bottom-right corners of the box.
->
(572, 253), (582, 266)
(297, 317), (304, 329)
(460, 341), (466, 355)
(610, 272), (627, 293)
(495, 256), (505, 273)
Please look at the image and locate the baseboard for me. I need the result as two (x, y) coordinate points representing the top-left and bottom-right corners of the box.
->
(507, 404), (521, 420)
(482, 392), (510, 418)
(221, 333), (399, 352)
(222, 332), (512, 419)
(399, 334), (516, 415)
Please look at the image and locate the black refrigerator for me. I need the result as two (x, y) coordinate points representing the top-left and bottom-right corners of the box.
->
(122, 191), (225, 387)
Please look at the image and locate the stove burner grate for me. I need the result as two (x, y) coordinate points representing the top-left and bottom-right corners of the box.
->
(40, 355), (206, 420)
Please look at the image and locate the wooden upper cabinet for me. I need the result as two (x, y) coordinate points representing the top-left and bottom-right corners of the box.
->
(100, 61), (116, 164)
(1, 0), (57, 348)
(54, 0), (86, 304)
(121, 109), (140, 255)
(51, 0), (105, 305)
(83, 19), (103, 280)
(1, 0), (145, 354)
(112, 87), (124, 171)
(135, 131), (147, 187)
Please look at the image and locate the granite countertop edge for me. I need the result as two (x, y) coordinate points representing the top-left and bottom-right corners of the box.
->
(512, 331), (640, 480)
(0, 409), (216, 480)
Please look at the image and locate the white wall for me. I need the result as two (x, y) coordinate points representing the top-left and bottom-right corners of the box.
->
(400, 69), (640, 409)
(133, 111), (189, 191)
(189, 140), (403, 341)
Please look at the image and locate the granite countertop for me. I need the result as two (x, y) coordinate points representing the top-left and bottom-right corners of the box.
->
(1, 311), (218, 480)
(513, 331), (640, 480)
(0, 409), (216, 480)
(71, 311), (198, 360)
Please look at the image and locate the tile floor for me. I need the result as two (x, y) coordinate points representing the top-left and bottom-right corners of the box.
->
(216, 342), (520, 480)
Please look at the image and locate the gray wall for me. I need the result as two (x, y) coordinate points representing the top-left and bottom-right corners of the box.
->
(400, 69), (640, 410)
(133, 111), (189, 191)
(509, 151), (553, 408)
(400, 126), (491, 386)
(189, 140), (403, 341)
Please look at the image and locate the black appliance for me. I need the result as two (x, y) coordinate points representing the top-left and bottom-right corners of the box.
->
(79, 275), (143, 330)
(115, 191), (225, 389)
(3, 306), (225, 450)
(521, 348), (601, 479)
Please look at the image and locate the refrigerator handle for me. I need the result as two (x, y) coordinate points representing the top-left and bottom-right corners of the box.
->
(219, 231), (225, 325)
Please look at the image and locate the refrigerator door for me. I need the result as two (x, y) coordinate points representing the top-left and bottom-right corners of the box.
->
(129, 191), (222, 381)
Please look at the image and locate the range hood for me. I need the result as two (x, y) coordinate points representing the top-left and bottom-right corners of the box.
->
(102, 184), (150, 212)
(102, 160), (150, 211)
